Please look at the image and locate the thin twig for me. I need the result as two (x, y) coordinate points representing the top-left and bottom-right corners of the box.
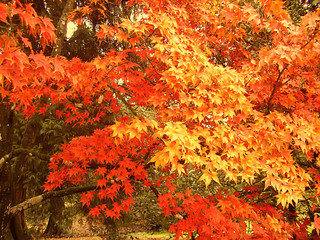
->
(266, 65), (288, 114)
(107, 83), (140, 119)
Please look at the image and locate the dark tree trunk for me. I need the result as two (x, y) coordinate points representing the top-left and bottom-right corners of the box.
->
(9, 115), (42, 240)
(0, 102), (14, 240)
(44, 215), (63, 237)
(43, 198), (65, 237)
(45, 0), (75, 234)
(9, 187), (30, 240)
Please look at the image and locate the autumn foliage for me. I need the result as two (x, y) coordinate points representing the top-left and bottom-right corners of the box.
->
(3, 0), (320, 238)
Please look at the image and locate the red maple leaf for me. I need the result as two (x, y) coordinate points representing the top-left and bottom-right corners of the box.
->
(314, 215), (320, 236)
(80, 191), (95, 207)
(89, 206), (100, 217)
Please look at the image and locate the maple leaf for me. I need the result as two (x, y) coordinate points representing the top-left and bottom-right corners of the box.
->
(123, 180), (134, 196)
(122, 197), (135, 212)
(314, 215), (320, 236)
(110, 121), (127, 140)
(88, 206), (100, 217)
(112, 202), (122, 215)
(165, 180), (176, 192)
(81, 6), (92, 15)
(126, 0), (135, 7)
(115, 30), (129, 43)
(0, 87), (10, 99)
(7, 0), (320, 238)
(199, 169), (220, 187)
(0, 3), (9, 24)
(131, 117), (149, 133)
(80, 191), (95, 207)
(301, 12), (320, 29)
(102, 208), (113, 218)
(95, 167), (107, 176)
(97, 178), (107, 188)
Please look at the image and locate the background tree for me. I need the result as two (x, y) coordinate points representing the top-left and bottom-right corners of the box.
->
(3, 0), (320, 240)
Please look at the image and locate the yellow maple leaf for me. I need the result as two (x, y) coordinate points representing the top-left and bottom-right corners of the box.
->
(199, 169), (220, 187)
(110, 121), (127, 140)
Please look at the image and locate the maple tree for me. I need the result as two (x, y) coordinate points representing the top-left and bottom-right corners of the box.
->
(2, 0), (320, 239)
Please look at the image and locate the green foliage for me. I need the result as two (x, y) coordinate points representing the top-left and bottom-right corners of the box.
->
(285, 0), (320, 23)
(62, 28), (99, 61)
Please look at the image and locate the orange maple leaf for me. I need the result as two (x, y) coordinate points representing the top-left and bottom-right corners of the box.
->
(314, 215), (320, 236)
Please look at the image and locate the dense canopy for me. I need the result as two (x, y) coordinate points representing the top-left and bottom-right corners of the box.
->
(2, 0), (320, 239)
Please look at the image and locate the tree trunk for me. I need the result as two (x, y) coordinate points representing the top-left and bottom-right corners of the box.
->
(0, 102), (14, 240)
(43, 198), (65, 237)
(51, 0), (75, 57)
(44, 215), (62, 237)
(9, 115), (42, 240)
(46, 0), (75, 234)
(9, 187), (30, 240)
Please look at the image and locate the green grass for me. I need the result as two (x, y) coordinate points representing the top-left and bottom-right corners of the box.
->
(126, 231), (173, 239)
(38, 238), (102, 240)
(38, 232), (176, 240)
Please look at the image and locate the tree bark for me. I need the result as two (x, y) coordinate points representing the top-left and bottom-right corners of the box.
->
(51, 0), (75, 57)
(43, 197), (65, 236)
(0, 103), (14, 240)
(9, 185), (96, 215)
(1, 2), (75, 239)
(9, 188), (28, 240)
(9, 115), (42, 240)
(48, 0), (75, 233)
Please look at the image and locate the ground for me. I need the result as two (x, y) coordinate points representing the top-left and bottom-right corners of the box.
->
(35, 217), (175, 240)
(39, 232), (173, 240)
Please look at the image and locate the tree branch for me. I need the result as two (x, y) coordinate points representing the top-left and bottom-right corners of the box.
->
(265, 26), (319, 115)
(266, 64), (288, 114)
(301, 27), (319, 50)
(8, 185), (97, 216)
(107, 84), (140, 119)
(13, 148), (51, 161)
(0, 153), (11, 172)
(149, 184), (160, 198)
(51, 0), (75, 57)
